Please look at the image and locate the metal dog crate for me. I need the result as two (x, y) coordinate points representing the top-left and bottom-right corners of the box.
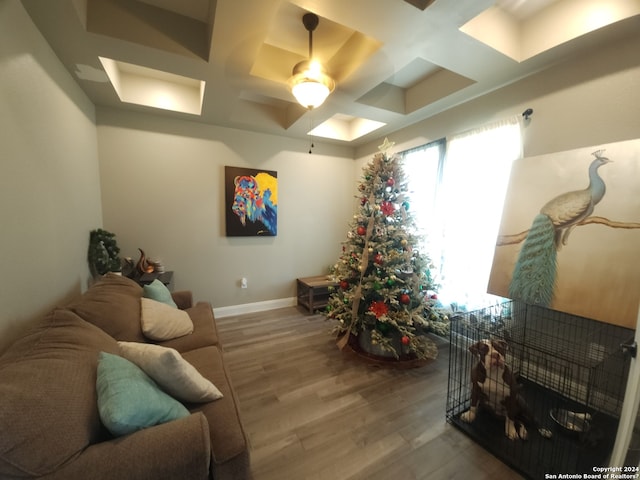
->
(446, 301), (634, 479)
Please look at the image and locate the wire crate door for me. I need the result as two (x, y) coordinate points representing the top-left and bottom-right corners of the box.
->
(610, 305), (640, 467)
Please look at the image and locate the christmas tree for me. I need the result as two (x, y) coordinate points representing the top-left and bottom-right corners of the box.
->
(325, 139), (443, 363)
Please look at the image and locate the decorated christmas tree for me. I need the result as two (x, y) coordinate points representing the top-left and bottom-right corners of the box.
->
(325, 139), (444, 363)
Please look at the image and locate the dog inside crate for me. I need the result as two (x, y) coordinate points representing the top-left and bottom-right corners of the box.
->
(446, 301), (633, 479)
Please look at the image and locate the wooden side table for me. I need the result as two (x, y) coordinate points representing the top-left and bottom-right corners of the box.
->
(138, 271), (174, 290)
(296, 275), (337, 314)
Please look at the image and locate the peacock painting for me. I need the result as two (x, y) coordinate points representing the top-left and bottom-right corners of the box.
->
(488, 139), (640, 328)
(508, 150), (611, 306)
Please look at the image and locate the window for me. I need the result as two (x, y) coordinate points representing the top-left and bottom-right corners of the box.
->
(402, 116), (522, 310)
(402, 139), (445, 275)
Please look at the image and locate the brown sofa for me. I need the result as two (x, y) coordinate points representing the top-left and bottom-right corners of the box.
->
(0, 274), (250, 480)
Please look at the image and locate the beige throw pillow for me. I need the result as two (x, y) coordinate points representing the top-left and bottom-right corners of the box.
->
(118, 341), (223, 403)
(140, 297), (193, 341)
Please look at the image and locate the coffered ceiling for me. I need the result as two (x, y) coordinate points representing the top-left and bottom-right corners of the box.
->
(21, 0), (640, 147)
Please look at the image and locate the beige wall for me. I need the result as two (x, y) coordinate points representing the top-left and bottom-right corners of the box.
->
(0, 1), (103, 352)
(96, 108), (356, 310)
(356, 29), (640, 164)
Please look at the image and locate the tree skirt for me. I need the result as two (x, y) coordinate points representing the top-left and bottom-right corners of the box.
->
(336, 332), (438, 369)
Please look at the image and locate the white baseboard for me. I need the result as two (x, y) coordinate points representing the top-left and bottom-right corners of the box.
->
(213, 297), (297, 318)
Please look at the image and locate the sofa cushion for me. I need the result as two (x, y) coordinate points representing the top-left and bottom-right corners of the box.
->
(141, 298), (194, 341)
(143, 279), (178, 308)
(171, 290), (193, 310)
(68, 273), (146, 342)
(182, 346), (248, 466)
(118, 341), (223, 403)
(160, 302), (220, 352)
(96, 352), (190, 437)
(0, 309), (120, 478)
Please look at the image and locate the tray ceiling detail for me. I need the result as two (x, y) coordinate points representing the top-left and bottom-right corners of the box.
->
(461, 0), (640, 62)
(357, 58), (475, 115)
(99, 57), (205, 115)
(20, 0), (640, 147)
(83, 0), (215, 61)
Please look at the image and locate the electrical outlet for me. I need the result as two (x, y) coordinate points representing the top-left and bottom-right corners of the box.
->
(241, 277), (248, 289)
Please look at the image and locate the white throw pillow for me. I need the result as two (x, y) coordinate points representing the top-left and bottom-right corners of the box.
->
(140, 297), (193, 341)
(118, 341), (223, 403)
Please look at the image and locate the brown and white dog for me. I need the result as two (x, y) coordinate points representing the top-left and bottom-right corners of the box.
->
(460, 339), (551, 440)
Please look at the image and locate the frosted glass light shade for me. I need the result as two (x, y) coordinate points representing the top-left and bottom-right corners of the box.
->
(288, 60), (335, 109)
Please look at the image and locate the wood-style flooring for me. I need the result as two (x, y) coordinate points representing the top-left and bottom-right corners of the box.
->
(216, 306), (524, 480)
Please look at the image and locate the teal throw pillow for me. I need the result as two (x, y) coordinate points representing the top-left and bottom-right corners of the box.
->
(96, 352), (189, 437)
(143, 279), (177, 308)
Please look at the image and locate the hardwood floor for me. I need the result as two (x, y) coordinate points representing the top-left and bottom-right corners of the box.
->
(217, 307), (524, 480)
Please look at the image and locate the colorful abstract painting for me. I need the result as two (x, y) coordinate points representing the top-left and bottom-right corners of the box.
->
(225, 166), (278, 236)
(487, 139), (640, 328)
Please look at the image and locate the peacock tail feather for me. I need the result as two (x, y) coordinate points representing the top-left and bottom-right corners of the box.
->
(509, 213), (557, 306)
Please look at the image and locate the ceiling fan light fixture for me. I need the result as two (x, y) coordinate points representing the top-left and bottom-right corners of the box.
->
(288, 13), (335, 110)
(288, 59), (335, 109)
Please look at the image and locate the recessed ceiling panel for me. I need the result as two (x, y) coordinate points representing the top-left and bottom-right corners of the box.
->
(233, 91), (306, 129)
(357, 84), (406, 114)
(250, 4), (381, 88)
(250, 44), (302, 85)
(386, 58), (441, 89)
(358, 58), (475, 114)
(496, 0), (560, 20)
(137, 0), (213, 22)
(461, 0), (640, 62)
(100, 57), (205, 115)
(325, 31), (383, 84)
(405, 68), (475, 113)
(86, 0), (211, 60)
(309, 114), (386, 142)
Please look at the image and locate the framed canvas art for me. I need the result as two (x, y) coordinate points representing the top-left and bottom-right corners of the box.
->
(487, 139), (640, 328)
(225, 166), (278, 236)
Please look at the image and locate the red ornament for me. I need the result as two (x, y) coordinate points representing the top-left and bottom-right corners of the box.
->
(369, 301), (389, 318)
(400, 293), (411, 305)
(360, 197), (367, 206)
(386, 177), (395, 186)
(373, 253), (383, 265)
(401, 335), (410, 346)
(357, 226), (366, 236)
(380, 201), (394, 216)
(340, 280), (349, 290)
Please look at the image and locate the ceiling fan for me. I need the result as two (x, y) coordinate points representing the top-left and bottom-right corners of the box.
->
(287, 13), (335, 110)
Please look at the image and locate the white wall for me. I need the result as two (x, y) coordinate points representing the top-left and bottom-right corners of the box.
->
(0, 1), (102, 351)
(356, 29), (640, 163)
(96, 108), (356, 309)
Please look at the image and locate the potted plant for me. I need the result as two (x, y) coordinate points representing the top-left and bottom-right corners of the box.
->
(88, 228), (122, 276)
